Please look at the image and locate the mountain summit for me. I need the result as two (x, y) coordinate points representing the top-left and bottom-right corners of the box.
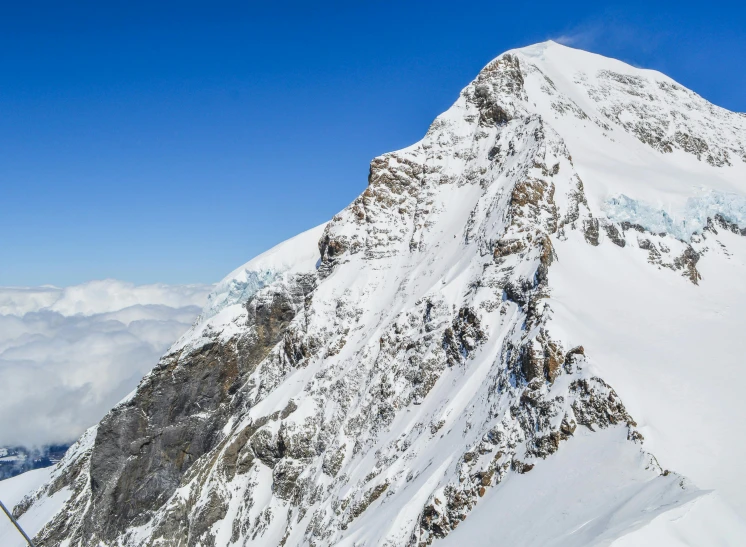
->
(4, 41), (746, 546)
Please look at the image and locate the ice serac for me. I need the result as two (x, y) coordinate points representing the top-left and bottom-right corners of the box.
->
(11, 41), (746, 546)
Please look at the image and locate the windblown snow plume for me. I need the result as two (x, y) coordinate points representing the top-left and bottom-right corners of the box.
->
(4, 41), (746, 547)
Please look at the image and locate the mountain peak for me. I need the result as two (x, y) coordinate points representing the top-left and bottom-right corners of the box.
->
(4, 43), (746, 547)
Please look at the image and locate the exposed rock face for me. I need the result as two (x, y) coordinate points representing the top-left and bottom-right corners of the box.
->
(587, 70), (746, 166)
(442, 307), (485, 367)
(29, 275), (316, 546)
(86, 342), (238, 537)
(15, 41), (746, 547)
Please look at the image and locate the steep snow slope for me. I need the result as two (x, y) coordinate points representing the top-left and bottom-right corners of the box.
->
(0, 467), (55, 547)
(517, 42), (746, 207)
(440, 427), (746, 547)
(0, 427), (96, 547)
(7, 42), (746, 546)
(549, 227), (746, 517)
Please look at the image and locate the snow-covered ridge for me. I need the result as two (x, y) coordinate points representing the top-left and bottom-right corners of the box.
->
(511, 41), (746, 217)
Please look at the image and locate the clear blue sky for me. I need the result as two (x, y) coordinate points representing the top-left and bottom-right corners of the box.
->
(2, 0), (744, 286)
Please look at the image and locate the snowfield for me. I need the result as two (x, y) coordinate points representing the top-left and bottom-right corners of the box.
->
(441, 427), (746, 546)
(549, 225), (746, 518)
(3, 41), (745, 546)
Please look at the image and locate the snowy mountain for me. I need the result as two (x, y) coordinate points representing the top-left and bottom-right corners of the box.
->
(3, 41), (746, 546)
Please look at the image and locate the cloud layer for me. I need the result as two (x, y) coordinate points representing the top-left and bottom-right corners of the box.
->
(0, 280), (212, 448)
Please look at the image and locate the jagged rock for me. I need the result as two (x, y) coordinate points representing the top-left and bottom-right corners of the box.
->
(674, 246), (701, 284)
(493, 238), (526, 258)
(520, 331), (564, 383)
(47, 274), (319, 545)
(565, 345), (585, 360)
(711, 214), (746, 236)
(85, 341), (242, 541)
(250, 428), (284, 467)
(511, 460), (535, 474)
(348, 482), (389, 520)
(189, 490), (228, 547)
(442, 307), (486, 366)
(605, 223), (626, 247)
(570, 378), (635, 430)
(321, 444), (346, 477)
(272, 458), (305, 500)
(583, 218), (600, 245)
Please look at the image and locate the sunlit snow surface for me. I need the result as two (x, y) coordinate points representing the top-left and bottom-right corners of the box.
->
(441, 427), (746, 546)
(516, 41), (746, 519)
(0, 467), (56, 547)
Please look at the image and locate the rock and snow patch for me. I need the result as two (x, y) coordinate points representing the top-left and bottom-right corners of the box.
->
(171, 223), (326, 354)
(439, 427), (712, 547)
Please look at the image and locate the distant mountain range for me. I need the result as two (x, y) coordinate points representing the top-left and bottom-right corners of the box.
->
(0, 445), (69, 481)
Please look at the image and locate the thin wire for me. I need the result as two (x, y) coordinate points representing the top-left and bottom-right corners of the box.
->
(0, 498), (37, 547)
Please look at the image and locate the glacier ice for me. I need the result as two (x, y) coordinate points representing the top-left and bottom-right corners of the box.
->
(603, 190), (746, 240)
(200, 268), (279, 320)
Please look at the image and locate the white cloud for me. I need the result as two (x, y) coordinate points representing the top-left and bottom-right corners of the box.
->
(0, 279), (211, 316)
(0, 280), (212, 448)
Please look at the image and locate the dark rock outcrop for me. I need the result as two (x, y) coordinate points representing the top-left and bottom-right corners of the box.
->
(70, 275), (316, 544)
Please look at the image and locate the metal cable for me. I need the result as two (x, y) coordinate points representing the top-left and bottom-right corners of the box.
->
(0, 498), (37, 547)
